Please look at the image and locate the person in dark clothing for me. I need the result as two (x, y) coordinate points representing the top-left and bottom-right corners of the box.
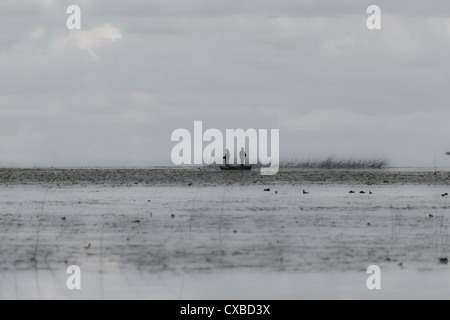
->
(223, 149), (230, 167)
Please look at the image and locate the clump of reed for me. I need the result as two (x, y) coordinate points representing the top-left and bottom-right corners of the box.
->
(280, 157), (389, 169)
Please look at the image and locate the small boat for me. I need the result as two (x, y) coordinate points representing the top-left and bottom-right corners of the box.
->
(219, 165), (252, 170)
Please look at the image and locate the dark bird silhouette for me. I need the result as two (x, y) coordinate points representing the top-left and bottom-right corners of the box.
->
(442, 193), (448, 197)
(303, 190), (309, 194)
(438, 257), (448, 264)
(369, 191), (373, 194)
(349, 191), (355, 194)
(275, 191), (278, 194)
(264, 188), (270, 191)
(429, 214), (434, 218)
(360, 191), (366, 194)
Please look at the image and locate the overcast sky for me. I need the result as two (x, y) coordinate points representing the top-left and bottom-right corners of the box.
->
(1, 0), (450, 168)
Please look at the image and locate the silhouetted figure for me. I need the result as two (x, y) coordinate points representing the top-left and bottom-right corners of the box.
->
(239, 147), (246, 167)
(303, 190), (309, 194)
(223, 149), (230, 167)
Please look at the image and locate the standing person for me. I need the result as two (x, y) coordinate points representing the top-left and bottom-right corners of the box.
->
(223, 149), (230, 167)
(239, 147), (246, 167)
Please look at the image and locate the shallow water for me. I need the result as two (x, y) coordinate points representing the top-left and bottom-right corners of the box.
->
(1, 169), (450, 299)
(1, 268), (450, 300)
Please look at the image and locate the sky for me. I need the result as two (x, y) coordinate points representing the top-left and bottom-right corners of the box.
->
(1, 0), (450, 168)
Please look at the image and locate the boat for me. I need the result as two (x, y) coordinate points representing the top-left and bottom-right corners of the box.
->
(219, 165), (252, 170)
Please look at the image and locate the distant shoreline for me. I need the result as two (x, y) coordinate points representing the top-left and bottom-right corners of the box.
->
(1, 167), (450, 186)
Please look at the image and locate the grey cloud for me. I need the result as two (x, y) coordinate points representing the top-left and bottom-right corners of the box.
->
(1, 1), (450, 167)
(79, 1), (450, 18)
